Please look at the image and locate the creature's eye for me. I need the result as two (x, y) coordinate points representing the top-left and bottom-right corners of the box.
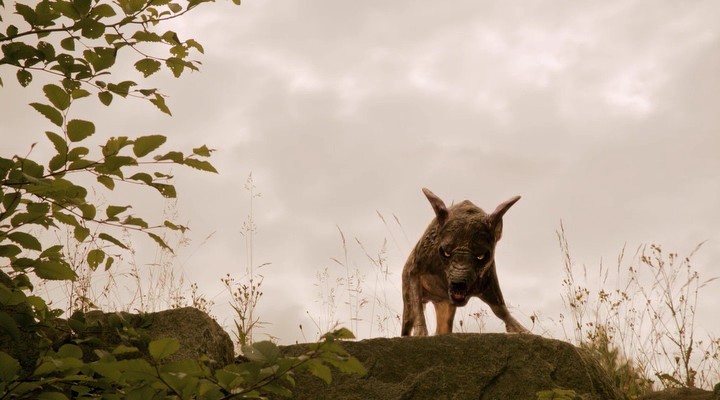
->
(477, 252), (490, 262)
(439, 247), (451, 258)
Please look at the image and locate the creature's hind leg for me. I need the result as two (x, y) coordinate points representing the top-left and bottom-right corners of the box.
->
(402, 272), (429, 336)
(401, 292), (414, 336)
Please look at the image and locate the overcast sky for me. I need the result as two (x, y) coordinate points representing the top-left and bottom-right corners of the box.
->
(2, 0), (719, 347)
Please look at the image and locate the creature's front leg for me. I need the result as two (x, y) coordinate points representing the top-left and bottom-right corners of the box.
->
(489, 303), (528, 333)
(433, 302), (457, 335)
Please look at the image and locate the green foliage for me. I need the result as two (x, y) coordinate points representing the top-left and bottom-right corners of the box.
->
(1, 0), (223, 339)
(1, 2), (366, 399)
(0, 318), (365, 399)
(0, 0), (223, 112)
(536, 388), (581, 400)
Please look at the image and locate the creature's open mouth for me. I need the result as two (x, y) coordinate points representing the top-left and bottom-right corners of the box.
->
(449, 282), (468, 304)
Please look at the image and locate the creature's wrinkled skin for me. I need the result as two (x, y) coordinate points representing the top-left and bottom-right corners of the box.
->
(401, 188), (528, 336)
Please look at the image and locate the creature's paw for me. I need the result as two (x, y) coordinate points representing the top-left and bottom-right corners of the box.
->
(413, 325), (429, 336)
(505, 322), (530, 334)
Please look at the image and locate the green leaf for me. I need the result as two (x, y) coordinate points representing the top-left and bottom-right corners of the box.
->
(150, 183), (176, 198)
(119, 0), (145, 14)
(154, 151), (183, 163)
(37, 41), (56, 62)
(74, 225), (89, 242)
(15, 3), (36, 25)
(170, 44), (188, 58)
(305, 358), (332, 384)
(54, 1), (81, 19)
(149, 93), (171, 115)
(165, 57), (184, 77)
(320, 351), (366, 375)
(0, 244), (21, 258)
(46, 131), (68, 155)
(84, 47), (116, 72)
(67, 119), (95, 141)
(48, 154), (65, 172)
(106, 205), (130, 219)
(103, 155), (137, 171)
(186, 39), (204, 54)
(40, 245), (63, 258)
(73, 0), (92, 15)
(91, 4), (117, 18)
(61, 78), (81, 92)
(8, 231), (42, 251)
(104, 256), (114, 271)
(107, 80), (136, 97)
(99, 233), (128, 249)
(192, 145), (212, 157)
(16, 69), (32, 87)
(67, 146), (89, 161)
(97, 175), (115, 190)
(31, 103), (63, 127)
(34, 260), (77, 281)
(328, 327), (356, 340)
(134, 58), (161, 78)
(89, 361), (123, 381)
(27, 202), (50, 218)
(167, 2), (182, 13)
(147, 232), (171, 251)
(133, 135), (166, 157)
(132, 30), (162, 42)
(60, 37), (75, 51)
(87, 249), (105, 270)
(129, 172), (152, 184)
(57, 343), (83, 359)
(242, 341), (280, 364)
(98, 91), (113, 106)
(53, 211), (80, 227)
(183, 158), (218, 173)
(2, 192), (22, 221)
(78, 203), (96, 220)
(161, 30), (180, 45)
(149, 338), (179, 361)
(37, 391), (69, 400)
(43, 84), (70, 110)
(0, 351), (21, 381)
(101, 136), (130, 157)
(163, 220), (187, 233)
(122, 216), (148, 228)
(77, 17), (105, 39)
(0, 313), (21, 341)
(71, 88), (91, 99)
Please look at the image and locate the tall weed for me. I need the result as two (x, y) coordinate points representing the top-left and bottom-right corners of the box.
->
(558, 222), (719, 390)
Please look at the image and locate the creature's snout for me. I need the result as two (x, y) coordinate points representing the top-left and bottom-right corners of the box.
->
(449, 281), (469, 304)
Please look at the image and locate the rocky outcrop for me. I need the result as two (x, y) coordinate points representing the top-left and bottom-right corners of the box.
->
(81, 307), (234, 366)
(281, 333), (624, 400)
(638, 387), (718, 400)
(0, 306), (234, 374)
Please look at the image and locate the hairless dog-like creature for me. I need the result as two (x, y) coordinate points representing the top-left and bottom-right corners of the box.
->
(401, 188), (528, 336)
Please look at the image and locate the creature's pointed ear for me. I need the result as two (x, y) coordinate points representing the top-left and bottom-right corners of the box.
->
(422, 188), (449, 226)
(487, 195), (521, 240)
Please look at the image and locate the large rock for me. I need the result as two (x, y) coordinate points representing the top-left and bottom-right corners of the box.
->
(0, 305), (234, 374)
(281, 333), (623, 400)
(82, 307), (234, 366)
(637, 387), (718, 400)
